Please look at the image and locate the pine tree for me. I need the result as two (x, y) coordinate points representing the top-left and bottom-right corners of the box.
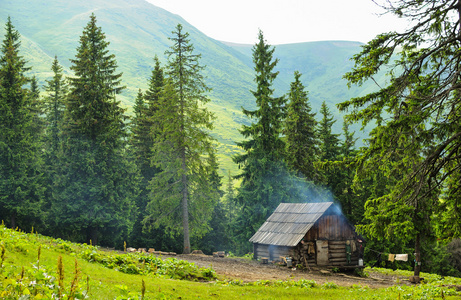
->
(0, 17), (45, 229)
(145, 24), (218, 254)
(56, 14), (137, 246)
(284, 71), (319, 181)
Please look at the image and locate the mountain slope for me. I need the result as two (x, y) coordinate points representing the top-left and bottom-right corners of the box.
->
(0, 0), (380, 175)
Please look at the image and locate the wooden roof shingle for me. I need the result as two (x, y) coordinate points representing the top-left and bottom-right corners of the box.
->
(249, 202), (334, 247)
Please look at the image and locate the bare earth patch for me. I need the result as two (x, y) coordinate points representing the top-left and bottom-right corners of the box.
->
(165, 254), (411, 288)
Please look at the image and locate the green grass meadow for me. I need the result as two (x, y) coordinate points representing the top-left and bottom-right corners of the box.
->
(1, 225), (460, 299)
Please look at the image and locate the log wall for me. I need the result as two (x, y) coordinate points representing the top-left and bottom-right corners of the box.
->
(254, 244), (293, 261)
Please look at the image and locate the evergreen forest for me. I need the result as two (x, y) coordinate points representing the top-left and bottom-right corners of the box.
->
(0, 0), (460, 280)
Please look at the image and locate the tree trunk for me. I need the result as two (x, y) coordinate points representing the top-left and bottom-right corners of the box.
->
(87, 226), (98, 246)
(181, 143), (190, 254)
(182, 167), (190, 254)
(414, 233), (421, 277)
(10, 212), (16, 229)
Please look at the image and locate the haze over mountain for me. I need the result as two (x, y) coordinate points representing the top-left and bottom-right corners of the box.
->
(0, 0), (381, 174)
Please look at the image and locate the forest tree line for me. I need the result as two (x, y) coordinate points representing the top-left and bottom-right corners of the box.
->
(1, 0), (460, 277)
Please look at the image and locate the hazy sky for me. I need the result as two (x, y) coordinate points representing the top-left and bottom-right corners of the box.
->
(145, 0), (409, 45)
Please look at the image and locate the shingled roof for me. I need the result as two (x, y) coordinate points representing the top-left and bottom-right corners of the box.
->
(249, 202), (335, 247)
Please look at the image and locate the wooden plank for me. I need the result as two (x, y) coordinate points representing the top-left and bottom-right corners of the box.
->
(332, 216), (339, 239)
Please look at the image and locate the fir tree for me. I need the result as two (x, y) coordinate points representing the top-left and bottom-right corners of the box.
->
(145, 24), (218, 254)
(0, 17), (45, 229)
(56, 14), (137, 246)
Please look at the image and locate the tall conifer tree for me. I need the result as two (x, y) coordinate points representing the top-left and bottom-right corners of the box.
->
(317, 101), (341, 194)
(0, 17), (44, 229)
(56, 14), (137, 245)
(43, 56), (67, 171)
(338, 0), (461, 276)
(233, 30), (294, 252)
(145, 24), (218, 254)
(284, 71), (319, 181)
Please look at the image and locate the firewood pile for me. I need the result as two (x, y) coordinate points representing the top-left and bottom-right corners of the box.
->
(292, 242), (315, 268)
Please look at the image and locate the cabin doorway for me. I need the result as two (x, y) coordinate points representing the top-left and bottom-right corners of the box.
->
(316, 240), (329, 265)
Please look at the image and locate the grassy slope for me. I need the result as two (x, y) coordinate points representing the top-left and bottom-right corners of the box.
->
(1, 226), (460, 299)
(0, 0), (385, 178)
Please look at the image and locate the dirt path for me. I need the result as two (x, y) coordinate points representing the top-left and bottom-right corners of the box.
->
(168, 254), (409, 288)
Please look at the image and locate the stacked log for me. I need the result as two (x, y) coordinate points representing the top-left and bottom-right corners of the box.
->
(292, 242), (315, 268)
(328, 240), (359, 266)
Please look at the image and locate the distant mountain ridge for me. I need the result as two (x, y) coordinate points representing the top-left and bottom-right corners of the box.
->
(0, 0), (379, 174)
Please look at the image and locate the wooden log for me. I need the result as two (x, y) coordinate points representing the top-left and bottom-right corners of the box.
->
(329, 245), (346, 249)
(329, 258), (348, 262)
(329, 254), (347, 259)
(329, 240), (347, 245)
(329, 249), (346, 253)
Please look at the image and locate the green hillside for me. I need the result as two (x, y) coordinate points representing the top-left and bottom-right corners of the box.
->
(0, 0), (381, 176)
(1, 225), (460, 299)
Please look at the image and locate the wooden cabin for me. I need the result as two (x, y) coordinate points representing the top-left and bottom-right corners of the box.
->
(249, 202), (362, 267)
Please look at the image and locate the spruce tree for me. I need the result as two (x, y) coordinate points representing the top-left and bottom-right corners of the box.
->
(43, 56), (67, 169)
(28, 76), (45, 136)
(145, 24), (218, 254)
(233, 30), (294, 252)
(128, 59), (169, 249)
(317, 101), (341, 194)
(284, 71), (319, 181)
(335, 121), (361, 223)
(56, 14), (137, 246)
(338, 0), (461, 276)
(0, 17), (45, 229)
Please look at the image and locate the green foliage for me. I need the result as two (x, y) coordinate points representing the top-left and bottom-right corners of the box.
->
(339, 0), (461, 240)
(1, 223), (460, 299)
(145, 24), (219, 254)
(232, 31), (294, 252)
(55, 14), (138, 246)
(127, 58), (168, 251)
(0, 17), (45, 230)
(284, 71), (320, 182)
